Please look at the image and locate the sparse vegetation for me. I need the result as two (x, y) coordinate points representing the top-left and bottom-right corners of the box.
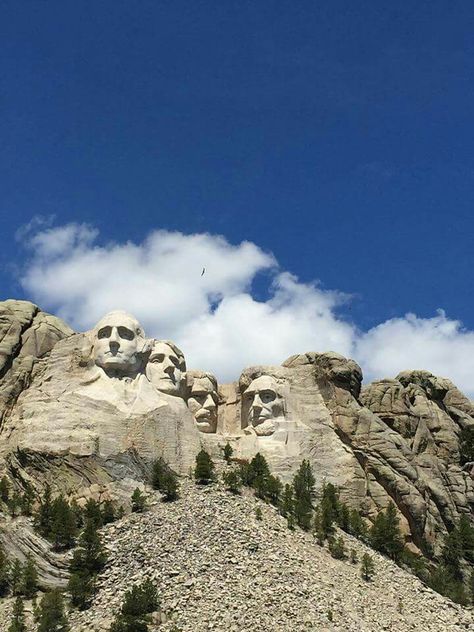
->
(109, 579), (159, 632)
(194, 450), (216, 485)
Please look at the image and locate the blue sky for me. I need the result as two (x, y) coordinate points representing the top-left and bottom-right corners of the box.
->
(2, 2), (474, 391)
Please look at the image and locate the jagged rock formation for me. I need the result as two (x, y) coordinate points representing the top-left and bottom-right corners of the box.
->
(0, 299), (473, 559)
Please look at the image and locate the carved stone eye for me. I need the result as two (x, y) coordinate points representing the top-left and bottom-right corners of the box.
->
(97, 326), (112, 339)
(118, 327), (135, 341)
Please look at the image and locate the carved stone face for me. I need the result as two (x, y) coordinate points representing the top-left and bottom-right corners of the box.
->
(243, 375), (285, 435)
(188, 375), (218, 433)
(93, 311), (144, 377)
(146, 341), (185, 396)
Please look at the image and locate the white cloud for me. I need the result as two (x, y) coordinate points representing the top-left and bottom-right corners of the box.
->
(18, 222), (474, 396)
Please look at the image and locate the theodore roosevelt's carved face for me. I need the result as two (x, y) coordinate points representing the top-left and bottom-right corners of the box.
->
(187, 373), (218, 433)
(146, 341), (185, 396)
(243, 375), (285, 435)
(92, 311), (145, 378)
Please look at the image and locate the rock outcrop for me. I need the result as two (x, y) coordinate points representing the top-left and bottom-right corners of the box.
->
(0, 299), (473, 558)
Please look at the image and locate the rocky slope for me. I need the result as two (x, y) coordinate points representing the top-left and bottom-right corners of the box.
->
(2, 478), (473, 631)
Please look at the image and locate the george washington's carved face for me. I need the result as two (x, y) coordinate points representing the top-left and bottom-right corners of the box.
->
(92, 311), (145, 378)
(187, 374), (218, 433)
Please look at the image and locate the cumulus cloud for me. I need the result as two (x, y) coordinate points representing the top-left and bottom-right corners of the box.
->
(17, 222), (474, 395)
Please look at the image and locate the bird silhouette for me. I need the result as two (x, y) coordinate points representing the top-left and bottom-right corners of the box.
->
(201, 267), (205, 276)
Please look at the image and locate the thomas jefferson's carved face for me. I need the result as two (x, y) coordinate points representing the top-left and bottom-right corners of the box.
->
(244, 375), (284, 431)
(146, 341), (184, 396)
(188, 376), (218, 433)
(93, 312), (143, 377)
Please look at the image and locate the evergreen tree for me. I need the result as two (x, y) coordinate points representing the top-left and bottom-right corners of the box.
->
(469, 568), (474, 605)
(442, 526), (464, 580)
(459, 426), (474, 466)
(337, 502), (350, 532)
(20, 484), (34, 516)
(71, 519), (107, 575)
(0, 543), (11, 596)
(223, 470), (241, 494)
(8, 596), (26, 632)
(83, 498), (103, 528)
(131, 488), (146, 513)
(21, 555), (38, 598)
(458, 514), (474, 563)
(101, 500), (116, 525)
(50, 496), (78, 550)
(348, 508), (368, 540)
(265, 475), (283, 507)
(292, 460), (315, 531)
(249, 453), (270, 483)
(223, 442), (233, 463)
(361, 553), (375, 581)
(238, 462), (253, 487)
(312, 507), (325, 545)
(194, 450), (215, 484)
(255, 506), (263, 521)
(34, 484), (53, 539)
(370, 502), (404, 561)
(36, 590), (69, 632)
(8, 492), (22, 517)
(110, 580), (158, 632)
(0, 476), (10, 502)
(151, 457), (169, 490)
(161, 471), (179, 502)
(10, 559), (23, 596)
(280, 484), (294, 518)
(68, 518), (107, 609)
(329, 536), (346, 560)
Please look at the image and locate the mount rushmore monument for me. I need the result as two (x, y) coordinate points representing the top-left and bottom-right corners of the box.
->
(0, 298), (473, 556)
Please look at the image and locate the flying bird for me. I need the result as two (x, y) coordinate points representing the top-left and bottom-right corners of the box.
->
(201, 267), (205, 276)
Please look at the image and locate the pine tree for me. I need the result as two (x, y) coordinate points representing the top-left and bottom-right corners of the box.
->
(280, 484), (294, 518)
(292, 460), (315, 531)
(329, 536), (346, 560)
(21, 555), (38, 598)
(110, 580), (159, 632)
(370, 502), (404, 561)
(20, 484), (34, 516)
(265, 475), (282, 507)
(10, 559), (23, 596)
(34, 484), (53, 539)
(0, 476), (10, 502)
(68, 518), (107, 609)
(337, 502), (350, 532)
(36, 590), (69, 632)
(161, 470), (179, 501)
(249, 453), (270, 483)
(0, 543), (11, 596)
(312, 507), (325, 545)
(8, 596), (26, 632)
(223, 443), (233, 463)
(458, 514), (474, 563)
(238, 462), (253, 487)
(151, 457), (168, 490)
(194, 449), (215, 484)
(101, 500), (116, 525)
(223, 470), (241, 494)
(361, 553), (375, 581)
(348, 508), (368, 540)
(442, 526), (464, 580)
(131, 488), (146, 513)
(83, 498), (103, 528)
(51, 496), (78, 550)
(8, 492), (22, 517)
(469, 568), (474, 605)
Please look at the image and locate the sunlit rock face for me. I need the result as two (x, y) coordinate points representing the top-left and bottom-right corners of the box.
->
(0, 307), (199, 488)
(187, 370), (219, 434)
(0, 299), (473, 556)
